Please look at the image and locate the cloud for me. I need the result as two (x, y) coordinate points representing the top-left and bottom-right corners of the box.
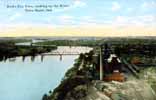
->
(112, 16), (130, 27)
(142, 1), (156, 8)
(137, 15), (156, 27)
(111, 2), (121, 11)
(9, 13), (22, 21)
(79, 17), (98, 26)
(73, 0), (86, 8)
(127, 8), (133, 12)
(59, 15), (73, 21)
(58, 15), (76, 25)
(111, 15), (156, 27)
(1, 25), (156, 37)
(115, 16), (127, 23)
(52, 0), (86, 13)
(81, 16), (95, 22)
(138, 15), (156, 22)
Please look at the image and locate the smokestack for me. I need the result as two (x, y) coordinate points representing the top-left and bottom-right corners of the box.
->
(100, 46), (103, 80)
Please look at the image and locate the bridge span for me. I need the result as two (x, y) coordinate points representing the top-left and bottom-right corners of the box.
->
(41, 46), (93, 56)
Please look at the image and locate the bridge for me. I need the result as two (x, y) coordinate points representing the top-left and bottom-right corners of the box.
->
(39, 46), (93, 61)
(2, 46), (93, 62)
(41, 46), (93, 56)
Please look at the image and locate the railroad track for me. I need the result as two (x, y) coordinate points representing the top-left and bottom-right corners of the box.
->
(122, 59), (140, 78)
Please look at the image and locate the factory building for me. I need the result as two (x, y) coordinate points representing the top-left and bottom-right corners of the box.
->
(93, 44), (125, 82)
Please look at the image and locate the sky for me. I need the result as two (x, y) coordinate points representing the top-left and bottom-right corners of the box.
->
(0, 0), (156, 37)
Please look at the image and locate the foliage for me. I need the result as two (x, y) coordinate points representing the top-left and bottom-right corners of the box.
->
(0, 41), (57, 60)
(35, 40), (102, 46)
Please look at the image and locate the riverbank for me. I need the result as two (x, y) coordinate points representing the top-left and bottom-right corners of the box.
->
(42, 48), (156, 100)
(42, 51), (94, 100)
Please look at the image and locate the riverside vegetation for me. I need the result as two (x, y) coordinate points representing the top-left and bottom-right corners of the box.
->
(42, 37), (156, 100)
(0, 40), (57, 61)
(42, 51), (94, 100)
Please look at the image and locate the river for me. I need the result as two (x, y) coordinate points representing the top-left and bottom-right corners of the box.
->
(0, 46), (92, 100)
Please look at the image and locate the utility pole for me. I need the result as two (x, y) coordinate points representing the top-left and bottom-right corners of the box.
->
(100, 46), (103, 80)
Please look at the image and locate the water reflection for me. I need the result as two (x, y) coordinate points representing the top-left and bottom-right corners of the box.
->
(0, 46), (93, 62)
(60, 55), (62, 61)
(22, 56), (26, 62)
(31, 56), (35, 62)
(0, 55), (70, 62)
(41, 55), (44, 62)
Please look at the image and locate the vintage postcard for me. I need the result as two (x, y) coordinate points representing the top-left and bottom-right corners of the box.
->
(0, 0), (156, 100)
